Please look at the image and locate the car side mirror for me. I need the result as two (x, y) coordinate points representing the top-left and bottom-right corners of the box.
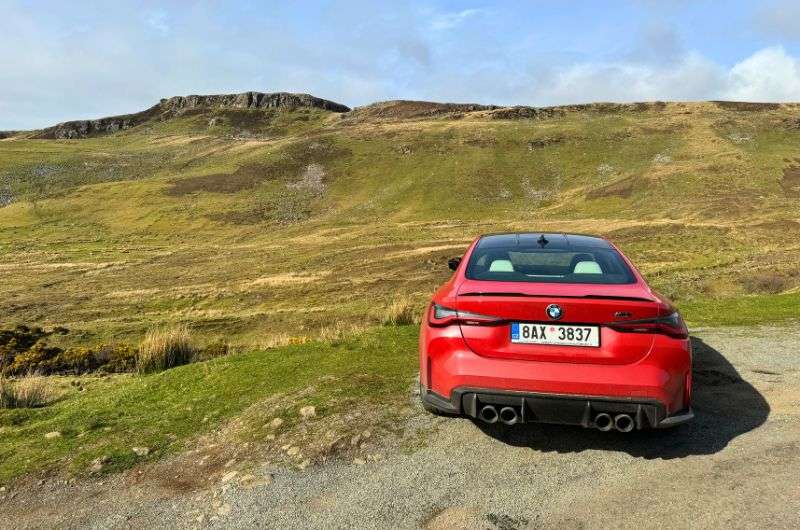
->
(448, 257), (462, 271)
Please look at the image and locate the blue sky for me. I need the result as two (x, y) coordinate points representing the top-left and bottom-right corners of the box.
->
(2, 0), (800, 129)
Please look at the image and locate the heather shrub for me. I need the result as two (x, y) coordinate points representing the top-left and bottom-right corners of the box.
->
(54, 344), (137, 374)
(1, 340), (136, 376)
(0, 325), (65, 374)
(2, 340), (63, 376)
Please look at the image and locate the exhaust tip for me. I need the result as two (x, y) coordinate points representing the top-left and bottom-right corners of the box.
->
(614, 414), (635, 433)
(594, 413), (614, 432)
(499, 406), (519, 425)
(478, 405), (499, 424)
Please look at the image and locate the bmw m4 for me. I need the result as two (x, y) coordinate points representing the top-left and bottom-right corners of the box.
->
(419, 233), (693, 432)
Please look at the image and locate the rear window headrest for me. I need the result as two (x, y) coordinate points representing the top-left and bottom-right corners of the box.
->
(573, 261), (602, 274)
(489, 259), (515, 272)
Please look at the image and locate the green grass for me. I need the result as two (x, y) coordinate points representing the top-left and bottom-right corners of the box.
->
(679, 293), (800, 327)
(0, 325), (419, 483)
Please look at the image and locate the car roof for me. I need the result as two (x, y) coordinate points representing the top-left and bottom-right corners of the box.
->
(476, 232), (613, 251)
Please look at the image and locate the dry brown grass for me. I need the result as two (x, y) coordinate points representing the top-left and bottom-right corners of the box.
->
(381, 297), (420, 326)
(136, 325), (196, 374)
(741, 272), (790, 294)
(0, 375), (56, 408)
(318, 321), (368, 344)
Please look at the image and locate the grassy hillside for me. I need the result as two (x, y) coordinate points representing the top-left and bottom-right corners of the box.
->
(1, 99), (800, 349)
(2, 96), (800, 482)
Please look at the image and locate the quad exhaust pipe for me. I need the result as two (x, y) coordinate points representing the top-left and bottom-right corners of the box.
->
(478, 405), (499, 424)
(614, 414), (635, 433)
(478, 405), (520, 425)
(499, 407), (519, 425)
(478, 406), (635, 431)
(594, 413), (614, 432)
(594, 412), (635, 432)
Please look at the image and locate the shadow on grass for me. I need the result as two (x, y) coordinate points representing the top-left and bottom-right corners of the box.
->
(474, 336), (770, 459)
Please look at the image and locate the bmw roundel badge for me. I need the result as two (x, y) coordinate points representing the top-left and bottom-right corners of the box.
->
(546, 304), (563, 320)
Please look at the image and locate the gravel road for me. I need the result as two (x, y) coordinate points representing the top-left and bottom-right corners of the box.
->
(3, 326), (799, 529)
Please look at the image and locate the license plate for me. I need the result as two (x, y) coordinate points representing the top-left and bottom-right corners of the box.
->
(511, 322), (600, 347)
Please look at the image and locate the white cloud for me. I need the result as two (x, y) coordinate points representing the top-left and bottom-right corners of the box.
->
(723, 46), (800, 101)
(525, 52), (724, 105)
(509, 47), (800, 106)
(429, 8), (483, 31)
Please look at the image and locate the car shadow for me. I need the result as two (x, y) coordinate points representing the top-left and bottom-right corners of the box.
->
(473, 336), (770, 459)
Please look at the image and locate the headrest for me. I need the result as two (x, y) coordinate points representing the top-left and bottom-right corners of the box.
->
(573, 261), (602, 274)
(489, 259), (515, 272)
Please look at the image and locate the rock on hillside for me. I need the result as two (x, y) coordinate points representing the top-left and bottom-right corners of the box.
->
(33, 112), (151, 140)
(344, 99), (675, 123)
(346, 100), (500, 122)
(32, 92), (351, 140)
(159, 92), (350, 114)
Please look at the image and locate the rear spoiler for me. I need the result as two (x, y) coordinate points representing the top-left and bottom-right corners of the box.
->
(458, 292), (655, 303)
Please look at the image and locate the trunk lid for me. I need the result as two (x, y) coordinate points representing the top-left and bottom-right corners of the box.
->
(456, 279), (659, 364)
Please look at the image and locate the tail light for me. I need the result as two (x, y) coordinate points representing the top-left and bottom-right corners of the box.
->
(609, 312), (689, 339)
(428, 304), (502, 327)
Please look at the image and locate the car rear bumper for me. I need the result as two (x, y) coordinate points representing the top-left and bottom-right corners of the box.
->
(420, 325), (692, 428)
(421, 385), (693, 429)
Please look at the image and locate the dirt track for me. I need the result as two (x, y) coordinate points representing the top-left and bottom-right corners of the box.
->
(3, 326), (799, 529)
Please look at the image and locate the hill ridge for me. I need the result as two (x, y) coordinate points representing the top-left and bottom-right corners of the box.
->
(15, 94), (800, 140)
(31, 91), (352, 140)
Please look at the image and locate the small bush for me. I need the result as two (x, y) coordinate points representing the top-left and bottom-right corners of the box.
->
(2, 340), (136, 377)
(0, 325), (137, 377)
(2, 339), (64, 377)
(1, 325), (62, 373)
(56, 344), (137, 374)
(136, 325), (196, 374)
(0, 375), (55, 409)
(381, 297), (419, 326)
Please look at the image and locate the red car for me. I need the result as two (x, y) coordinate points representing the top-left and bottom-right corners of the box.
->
(419, 233), (693, 432)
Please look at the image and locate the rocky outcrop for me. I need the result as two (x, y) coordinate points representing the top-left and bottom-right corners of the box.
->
(346, 100), (500, 122)
(159, 92), (350, 113)
(344, 100), (673, 124)
(487, 102), (669, 120)
(34, 112), (155, 139)
(488, 106), (566, 120)
(711, 101), (781, 112)
(32, 92), (351, 140)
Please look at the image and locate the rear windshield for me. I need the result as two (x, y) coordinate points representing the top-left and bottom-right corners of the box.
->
(465, 243), (635, 284)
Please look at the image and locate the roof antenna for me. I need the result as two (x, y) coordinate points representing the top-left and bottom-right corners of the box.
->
(537, 234), (549, 247)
